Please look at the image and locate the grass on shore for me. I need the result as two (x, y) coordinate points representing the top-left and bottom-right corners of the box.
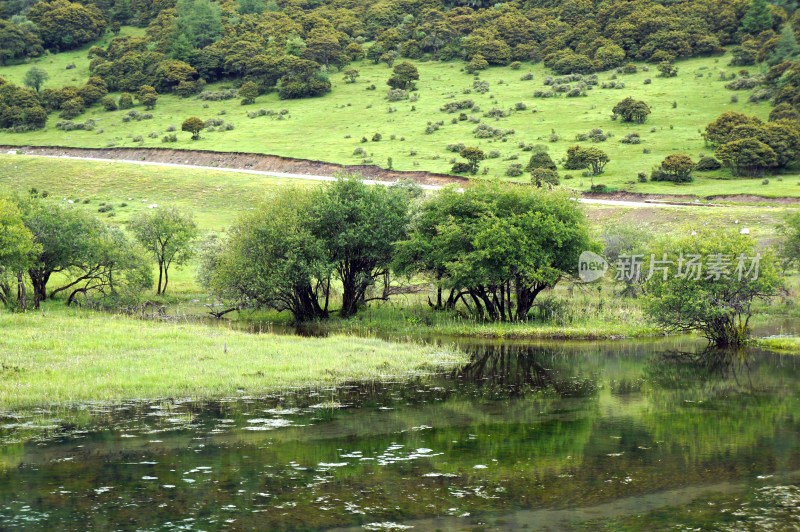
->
(0, 308), (467, 410)
(2, 35), (799, 197)
(754, 337), (800, 354)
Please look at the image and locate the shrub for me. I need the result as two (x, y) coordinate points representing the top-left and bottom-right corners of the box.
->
(197, 89), (237, 101)
(372, 133), (382, 141)
(451, 162), (472, 174)
(505, 163), (524, 177)
(385, 89), (409, 101)
(446, 142), (466, 152)
(100, 95), (117, 111)
(162, 134), (177, 142)
(521, 72), (533, 81)
(531, 168), (560, 187)
(620, 132), (641, 144)
(510, 61), (522, 70)
(440, 100), (474, 113)
(695, 156), (722, 171)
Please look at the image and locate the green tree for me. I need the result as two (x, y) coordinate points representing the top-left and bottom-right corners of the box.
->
(0, 198), (39, 308)
(239, 81), (259, 104)
(456, 146), (483, 175)
(343, 69), (360, 83)
(130, 207), (197, 295)
(612, 97), (651, 123)
(778, 211), (800, 272)
(770, 25), (800, 65)
(531, 168), (560, 188)
(23, 66), (48, 92)
(644, 231), (782, 346)
(136, 85), (158, 110)
(26, 0), (106, 52)
(394, 183), (596, 321)
(387, 61), (419, 90)
(307, 176), (413, 318)
(564, 146), (609, 174)
(182, 116), (204, 140)
(465, 54), (489, 74)
(741, 0), (774, 33)
(198, 188), (332, 322)
(657, 61), (678, 77)
(525, 150), (557, 172)
(173, 0), (223, 49)
(660, 154), (695, 181)
(118, 92), (134, 109)
(238, 0), (265, 15)
(715, 138), (778, 177)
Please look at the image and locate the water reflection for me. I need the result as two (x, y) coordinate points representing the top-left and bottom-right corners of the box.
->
(0, 339), (798, 530)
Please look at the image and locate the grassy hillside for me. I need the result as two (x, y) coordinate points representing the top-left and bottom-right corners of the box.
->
(2, 42), (796, 196)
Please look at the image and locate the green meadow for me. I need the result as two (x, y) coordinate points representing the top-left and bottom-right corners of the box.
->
(1, 38), (796, 197)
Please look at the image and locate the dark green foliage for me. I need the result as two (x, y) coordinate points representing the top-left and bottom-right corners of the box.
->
(613, 97), (651, 123)
(695, 156), (722, 171)
(387, 61), (419, 90)
(0, 80), (46, 130)
(393, 183), (596, 321)
(741, 0), (773, 34)
(239, 81), (258, 105)
(531, 168), (560, 187)
(26, 0), (106, 52)
(525, 151), (557, 172)
(23, 67), (48, 92)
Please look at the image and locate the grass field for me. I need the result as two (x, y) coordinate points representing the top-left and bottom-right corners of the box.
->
(1, 33), (796, 196)
(0, 308), (466, 409)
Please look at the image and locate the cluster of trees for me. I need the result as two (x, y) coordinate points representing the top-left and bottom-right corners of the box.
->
(1, 0), (773, 107)
(704, 110), (800, 176)
(0, 195), (197, 310)
(200, 178), (594, 323)
(0, 78), (47, 130)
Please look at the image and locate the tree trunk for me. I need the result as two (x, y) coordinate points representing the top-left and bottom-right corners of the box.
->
(157, 263), (163, 295)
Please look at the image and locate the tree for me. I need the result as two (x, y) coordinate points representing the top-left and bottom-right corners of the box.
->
(612, 97), (651, 123)
(660, 154), (695, 181)
(778, 211), (800, 272)
(531, 168), (560, 188)
(21, 200), (103, 308)
(23, 67), (48, 92)
(137, 85), (158, 110)
(26, 0), (106, 52)
(741, 0), (773, 33)
(307, 176), (413, 318)
(459, 146), (485, 174)
(715, 138), (778, 177)
(118, 92), (134, 109)
(198, 188), (332, 322)
(238, 0), (265, 15)
(704, 111), (762, 145)
(387, 61), (419, 90)
(394, 183), (596, 321)
(644, 231), (782, 346)
(525, 150), (557, 172)
(0, 198), (38, 308)
(182, 116), (204, 140)
(130, 207), (197, 295)
(172, 0), (223, 49)
(343, 69), (360, 83)
(100, 95), (117, 111)
(239, 81), (258, 104)
(465, 54), (489, 74)
(564, 146), (609, 174)
(770, 25), (800, 65)
(657, 61), (678, 77)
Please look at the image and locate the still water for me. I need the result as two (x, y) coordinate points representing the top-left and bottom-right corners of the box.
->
(0, 337), (799, 531)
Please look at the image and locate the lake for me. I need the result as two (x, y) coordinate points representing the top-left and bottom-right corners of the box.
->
(1, 336), (799, 530)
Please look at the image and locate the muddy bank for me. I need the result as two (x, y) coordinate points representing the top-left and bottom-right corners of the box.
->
(583, 190), (800, 205)
(1, 145), (468, 187)
(5, 145), (800, 204)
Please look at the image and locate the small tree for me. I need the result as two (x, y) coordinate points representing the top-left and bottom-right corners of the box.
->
(100, 95), (117, 111)
(715, 138), (777, 177)
(387, 61), (419, 90)
(130, 207), (197, 295)
(612, 97), (651, 123)
(239, 81), (258, 104)
(182, 116), (205, 140)
(564, 146), (608, 174)
(118, 92), (134, 109)
(23, 66), (49, 92)
(465, 54), (489, 74)
(459, 146), (485, 174)
(137, 85), (158, 110)
(343, 69), (360, 83)
(0, 199), (38, 308)
(525, 150), (557, 171)
(531, 168), (560, 187)
(660, 154), (695, 182)
(644, 231), (782, 347)
(741, 0), (773, 34)
(778, 211), (800, 272)
(657, 61), (678, 78)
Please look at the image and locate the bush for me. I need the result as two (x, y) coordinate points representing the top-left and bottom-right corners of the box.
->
(162, 134), (177, 142)
(521, 72), (533, 81)
(620, 132), (641, 144)
(446, 142), (466, 152)
(695, 156), (722, 171)
(385, 89), (408, 101)
(100, 95), (117, 111)
(510, 61), (522, 70)
(531, 168), (560, 187)
(372, 133), (382, 141)
(197, 89), (237, 101)
(440, 100), (474, 113)
(505, 163), (524, 177)
(451, 162), (472, 174)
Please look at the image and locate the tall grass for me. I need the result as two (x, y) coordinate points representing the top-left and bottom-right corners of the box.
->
(0, 308), (467, 410)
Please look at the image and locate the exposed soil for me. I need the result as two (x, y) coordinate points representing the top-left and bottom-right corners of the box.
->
(1, 145), (468, 187)
(4, 145), (800, 204)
